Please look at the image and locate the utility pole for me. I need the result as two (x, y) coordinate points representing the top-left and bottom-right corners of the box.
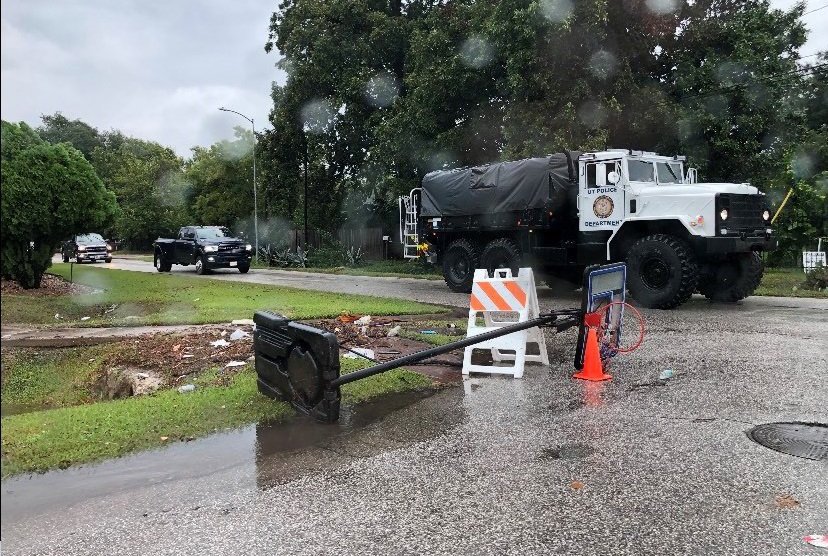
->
(218, 107), (258, 261)
(304, 131), (309, 248)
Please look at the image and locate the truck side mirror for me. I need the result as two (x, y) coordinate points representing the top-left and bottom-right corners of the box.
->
(608, 171), (620, 184)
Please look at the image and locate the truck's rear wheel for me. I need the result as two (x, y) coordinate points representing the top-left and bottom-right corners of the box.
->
(626, 234), (698, 309)
(442, 238), (479, 293)
(480, 238), (521, 277)
(154, 251), (172, 272)
(697, 252), (763, 302)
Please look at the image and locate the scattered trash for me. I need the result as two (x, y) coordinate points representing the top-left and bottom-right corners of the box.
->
(135, 372), (150, 379)
(354, 315), (372, 325)
(360, 326), (368, 335)
(172, 343), (181, 352)
(448, 323), (457, 328)
(337, 313), (358, 324)
(177, 384), (196, 394)
(774, 494), (800, 509)
(80, 316), (91, 321)
(54, 313), (62, 320)
(230, 318), (255, 326)
(160, 436), (169, 441)
(804, 535), (828, 548)
(570, 480), (585, 490)
(229, 329), (250, 341)
(210, 339), (230, 348)
(124, 315), (140, 320)
(387, 325), (401, 337)
(659, 369), (674, 380)
(221, 330), (227, 336)
(193, 298), (201, 302)
(420, 330), (437, 335)
(182, 354), (195, 359)
(343, 347), (375, 360)
(88, 358), (95, 362)
(103, 304), (118, 314)
(225, 360), (247, 368)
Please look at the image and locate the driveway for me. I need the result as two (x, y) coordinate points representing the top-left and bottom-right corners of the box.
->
(3, 259), (826, 555)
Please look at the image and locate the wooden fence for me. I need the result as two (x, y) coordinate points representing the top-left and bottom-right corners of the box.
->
(286, 227), (390, 259)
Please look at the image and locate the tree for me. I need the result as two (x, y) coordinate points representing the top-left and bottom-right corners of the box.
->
(1, 121), (117, 288)
(37, 113), (105, 160)
(91, 138), (188, 249)
(186, 127), (256, 231)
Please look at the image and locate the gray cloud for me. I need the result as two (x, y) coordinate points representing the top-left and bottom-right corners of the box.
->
(1, 0), (283, 156)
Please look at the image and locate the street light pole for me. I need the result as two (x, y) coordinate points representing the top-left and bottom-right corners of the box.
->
(218, 107), (258, 261)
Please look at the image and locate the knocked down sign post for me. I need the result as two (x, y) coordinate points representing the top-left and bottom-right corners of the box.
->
(254, 263), (628, 423)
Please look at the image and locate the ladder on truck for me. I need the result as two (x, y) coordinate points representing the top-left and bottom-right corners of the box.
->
(398, 188), (421, 259)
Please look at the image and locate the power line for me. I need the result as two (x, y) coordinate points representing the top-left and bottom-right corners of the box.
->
(802, 4), (828, 15)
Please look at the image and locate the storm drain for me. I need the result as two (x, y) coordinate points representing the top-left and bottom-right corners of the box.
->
(746, 422), (828, 461)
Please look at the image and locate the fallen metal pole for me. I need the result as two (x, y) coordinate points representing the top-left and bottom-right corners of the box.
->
(330, 309), (581, 387)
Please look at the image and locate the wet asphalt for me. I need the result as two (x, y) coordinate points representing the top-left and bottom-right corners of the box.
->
(2, 260), (826, 555)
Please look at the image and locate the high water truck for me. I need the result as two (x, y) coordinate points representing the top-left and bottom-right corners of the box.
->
(399, 150), (776, 309)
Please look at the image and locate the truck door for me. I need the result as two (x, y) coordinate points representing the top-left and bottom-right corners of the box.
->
(176, 228), (195, 263)
(579, 159), (624, 232)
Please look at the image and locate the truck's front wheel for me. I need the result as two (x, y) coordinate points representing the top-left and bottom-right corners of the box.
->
(697, 252), (763, 302)
(195, 255), (211, 275)
(626, 234), (698, 309)
(442, 238), (479, 293)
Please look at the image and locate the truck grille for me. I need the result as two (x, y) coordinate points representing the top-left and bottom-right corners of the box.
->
(718, 194), (766, 233)
(218, 243), (242, 253)
(84, 246), (107, 253)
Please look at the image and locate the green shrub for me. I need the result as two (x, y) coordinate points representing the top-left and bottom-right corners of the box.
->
(802, 264), (828, 291)
(1, 121), (117, 288)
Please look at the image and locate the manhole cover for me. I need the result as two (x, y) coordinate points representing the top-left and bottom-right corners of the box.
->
(746, 422), (828, 461)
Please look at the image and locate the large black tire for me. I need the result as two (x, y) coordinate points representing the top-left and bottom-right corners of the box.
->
(697, 252), (763, 302)
(626, 234), (698, 309)
(154, 251), (172, 272)
(238, 263), (250, 274)
(480, 238), (521, 277)
(442, 238), (479, 293)
(62, 251), (69, 263)
(195, 254), (211, 275)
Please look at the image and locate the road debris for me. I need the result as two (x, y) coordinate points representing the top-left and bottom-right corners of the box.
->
(803, 535), (828, 548)
(229, 329), (250, 341)
(774, 494), (800, 509)
(659, 369), (674, 380)
(225, 360), (247, 368)
(387, 325), (401, 337)
(178, 384), (196, 393)
(420, 330), (437, 335)
(354, 315), (372, 325)
(80, 316), (91, 321)
(570, 480), (585, 490)
(54, 313), (62, 320)
(230, 319), (255, 326)
(210, 339), (231, 348)
(343, 347), (375, 360)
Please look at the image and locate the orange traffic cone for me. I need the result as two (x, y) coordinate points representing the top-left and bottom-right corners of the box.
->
(573, 325), (612, 381)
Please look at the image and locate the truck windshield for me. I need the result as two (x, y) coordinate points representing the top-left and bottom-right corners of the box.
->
(657, 162), (683, 184)
(196, 227), (232, 239)
(76, 233), (104, 244)
(627, 160), (655, 182)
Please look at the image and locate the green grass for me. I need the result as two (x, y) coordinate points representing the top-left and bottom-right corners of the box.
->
(1, 347), (107, 412)
(1, 358), (434, 478)
(1, 264), (446, 326)
(756, 267), (828, 299)
(279, 259), (442, 280)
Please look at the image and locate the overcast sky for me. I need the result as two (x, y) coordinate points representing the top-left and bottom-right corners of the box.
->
(1, 0), (826, 157)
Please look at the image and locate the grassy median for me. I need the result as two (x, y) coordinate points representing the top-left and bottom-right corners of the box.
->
(0, 351), (432, 478)
(0, 264), (446, 326)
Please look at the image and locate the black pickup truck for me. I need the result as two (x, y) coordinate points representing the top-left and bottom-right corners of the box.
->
(153, 226), (253, 274)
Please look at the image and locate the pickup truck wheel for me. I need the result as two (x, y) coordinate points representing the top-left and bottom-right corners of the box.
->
(154, 252), (172, 272)
(62, 252), (69, 263)
(626, 234), (698, 309)
(195, 255), (211, 275)
(480, 238), (521, 278)
(442, 238), (479, 293)
(697, 252), (763, 302)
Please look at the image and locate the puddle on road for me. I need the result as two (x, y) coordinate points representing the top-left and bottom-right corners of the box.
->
(1, 387), (465, 522)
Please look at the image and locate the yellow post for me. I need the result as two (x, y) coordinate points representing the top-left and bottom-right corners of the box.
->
(771, 187), (795, 225)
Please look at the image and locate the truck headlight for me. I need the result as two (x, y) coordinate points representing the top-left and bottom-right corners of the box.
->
(762, 209), (770, 221)
(106, 244), (113, 251)
(245, 244), (252, 251)
(203, 245), (218, 252)
(719, 209), (728, 221)
(78, 245), (87, 251)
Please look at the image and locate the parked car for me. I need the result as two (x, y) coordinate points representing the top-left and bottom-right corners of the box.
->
(61, 233), (112, 263)
(153, 226), (252, 274)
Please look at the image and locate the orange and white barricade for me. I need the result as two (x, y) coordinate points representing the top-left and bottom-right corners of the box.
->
(462, 268), (548, 378)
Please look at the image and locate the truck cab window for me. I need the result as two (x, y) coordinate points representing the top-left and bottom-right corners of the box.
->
(656, 162), (683, 184)
(585, 163), (613, 187)
(628, 160), (655, 183)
